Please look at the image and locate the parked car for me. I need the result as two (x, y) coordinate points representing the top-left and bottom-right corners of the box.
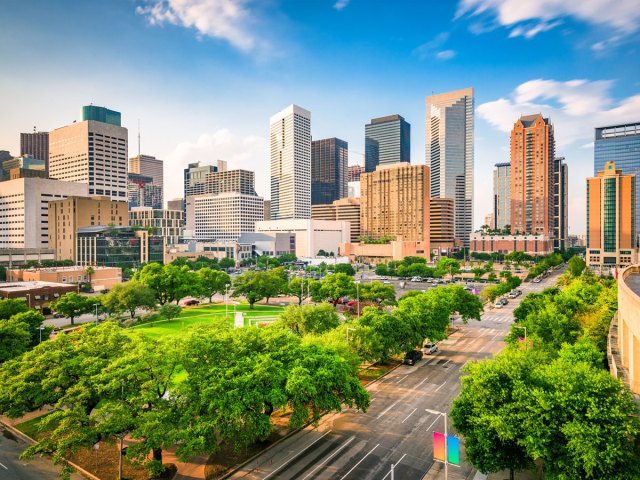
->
(52, 313), (65, 318)
(494, 301), (504, 309)
(382, 280), (392, 284)
(533, 277), (542, 283)
(403, 349), (423, 366)
(411, 276), (423, 282)
(184, 299), (199, 306)
(499, 298), (509, 306)
(423, 342), (438, 354)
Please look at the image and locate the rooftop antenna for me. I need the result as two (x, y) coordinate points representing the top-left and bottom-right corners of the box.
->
(137, 119), (141, 157)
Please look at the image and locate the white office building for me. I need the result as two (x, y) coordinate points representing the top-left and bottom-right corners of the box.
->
(255, 219), (350, 258)
(186, 192), (264, 242)
(270, 104), (311, 220)
(0, 177), (88, 249)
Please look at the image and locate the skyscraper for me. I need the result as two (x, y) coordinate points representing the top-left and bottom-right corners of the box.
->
(365, 114), (410, 173)
(82, 105), (121, 126)
(269, 104), (311, 220)
(311, 137), (348, 205)
(586, 161), (637, 268)
(129, 154), (163, 189)
(554, 157), (568, 250)
(426, 88), (474, 247)
(493, 162), (511, 230)
(348, 165), (364, 182)
(509, 114), (555, 237)
(20, 131), (49, 163)
(594, 122), (640, 247)
(49, 105), (128, 200)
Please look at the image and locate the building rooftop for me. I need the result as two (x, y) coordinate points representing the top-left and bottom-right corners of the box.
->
(0, 281), (73, 292)
(8, 266), (117, 273)
(519, 113), (550, 127)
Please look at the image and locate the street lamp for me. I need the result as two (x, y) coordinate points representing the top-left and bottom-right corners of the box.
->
(25, 293), (30, 308)
(515, 325), (527, 349)
(38, 326), (45, 343)
(346, 326), (355, 342)
(355, 280), (361, 317)
(94, 303), (100, 326)
(225, 284), (231, 319)
(425, 408), (449, 480)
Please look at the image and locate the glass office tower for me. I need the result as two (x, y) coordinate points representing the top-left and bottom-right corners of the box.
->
(364, 114), (410, 173)
(595, 123), (640, 247)
(311, 138), (348, 205)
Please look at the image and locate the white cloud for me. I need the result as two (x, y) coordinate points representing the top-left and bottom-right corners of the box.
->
(457, 0), (640, 38)
(436, 49), (457, 60)
(333, 0), (350, 11)
(164, 128), (269, 200)
(477, 78), (640, 146)
(414, 33), (456, 61)
(136, 0), (261, 52)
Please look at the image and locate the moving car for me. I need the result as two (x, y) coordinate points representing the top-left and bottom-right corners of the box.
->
(494, 300), (504, 309)
(423, 342), (438, 354)
(403, 349), (423, 366)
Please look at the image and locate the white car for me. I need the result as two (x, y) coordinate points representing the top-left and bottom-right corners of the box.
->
(494, 301), (504, 309)
(423, 342), (438, 354)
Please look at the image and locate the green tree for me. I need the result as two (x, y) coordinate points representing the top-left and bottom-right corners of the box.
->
(277, 303), (340, 335)
(333, 263), (355, 276)
(351, 308), (410, 363)
(50, 292), (94, 325)
(288, 277), (316, 305)
(375, 263), (388, 276)
(451, 348), (541, 480)
(231, 271), (265, 309)
(219, 257), (235, 270)
(567, 255), (586, 277)
(159, 303), (182, 321)
(320, 273), (355, 306)
(0, 316), (31, 362)
(9, 310), (49, 347)
(262, 268), (287, 304)
(85, 266), (95, 285)
(102, 282), (157, 319)
(0, 298), (28, 320)
(435, 257), (460, 276)
(198, 267), (231, 303)
(358, 281), (396, 305)
(133, 263), (171, 304)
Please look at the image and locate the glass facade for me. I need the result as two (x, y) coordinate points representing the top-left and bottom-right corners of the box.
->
(365, 114), (410, 172)
(82, 105), (122, 127)
(603, 178), (617, 252)
(77, 226), (163, 268)
(595, 123), (640, 247)
(311, 138), (348, 205)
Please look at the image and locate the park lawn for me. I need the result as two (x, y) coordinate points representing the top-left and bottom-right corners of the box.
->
(15, 412), (58, 439)
(127, 302), (286, 340)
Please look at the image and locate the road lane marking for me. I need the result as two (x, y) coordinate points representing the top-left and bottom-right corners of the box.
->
(263, 430), (332, 479)
(435, 381), (447, 392)
(425, 415), (440, 431)
(381, 454), (407, 480)
(340, 444), (379, 480)
(401, 408), (417, 423)
(440, 360), (451, 367)
(415, 375), (430, 388)
(377, 399), (401, 419)
(0, 461), (7, 470)
(396, 375), (408, 384)
(302, 435), (355, 479)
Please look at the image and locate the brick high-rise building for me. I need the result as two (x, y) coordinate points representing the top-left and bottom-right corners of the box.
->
(49, 105), (128, 200)
(429, 198), (455, 248)
(20, 131), (49, 163)
(348, 165), (364, 182)
(129, 154), (164, 206)
(360, 163), (429, 245)
(48, 196), (128, 262)
(510, 114), (555, 236)
(311, 138), (348, 205)
(312, 197), (361, 242)
(586, 161), (637, 268)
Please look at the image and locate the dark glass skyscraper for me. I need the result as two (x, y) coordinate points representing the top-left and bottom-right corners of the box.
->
(82, 105), (121, 126)
(311, 138), (348, 205)
(364, 114), (410, 173)
(594, 123), (640, 247)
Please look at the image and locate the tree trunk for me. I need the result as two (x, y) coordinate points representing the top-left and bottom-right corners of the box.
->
(209, 294), (214, 303)
(70, 316), (75, 326)
(249, 300), (254, 310)
(510, 468), (514, 480)
(265, 296), (270, 304)
(152, 447), (162, 463)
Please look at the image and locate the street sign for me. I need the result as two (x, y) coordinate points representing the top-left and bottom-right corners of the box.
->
(433, 432), (460, 465)
(433, 432), (445, 461)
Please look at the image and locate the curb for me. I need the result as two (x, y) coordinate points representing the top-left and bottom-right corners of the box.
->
(218, 361), (402, 479)
(0, 419), (101, 480)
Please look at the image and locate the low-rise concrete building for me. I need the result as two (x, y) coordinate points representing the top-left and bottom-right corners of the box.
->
(129, 207), (183, 245)
(255, 219), (350, 258)
(0, 248), (56, 267)
(7, 266), (122, 291)
(613, 265), (640, 397)
(0, 281), (77, 312)
(339, 239), (430, 262)
(469, 233), (555, 256)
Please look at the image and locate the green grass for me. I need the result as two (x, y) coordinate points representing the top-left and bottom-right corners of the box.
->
(128, 302), (286, 339)
(15, 412), (57, 439)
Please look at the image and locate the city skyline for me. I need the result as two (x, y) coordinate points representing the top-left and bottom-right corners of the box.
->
(1, 1), (639, 234)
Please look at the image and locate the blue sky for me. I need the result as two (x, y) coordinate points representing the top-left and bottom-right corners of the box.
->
(1, 0), (639, 234)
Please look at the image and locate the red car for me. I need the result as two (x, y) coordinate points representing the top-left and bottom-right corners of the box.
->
(184, 299), (199, 306)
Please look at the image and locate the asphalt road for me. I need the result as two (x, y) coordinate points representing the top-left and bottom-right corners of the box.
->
(0, 426), (83, 480)
(228, 269), (562, 480)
